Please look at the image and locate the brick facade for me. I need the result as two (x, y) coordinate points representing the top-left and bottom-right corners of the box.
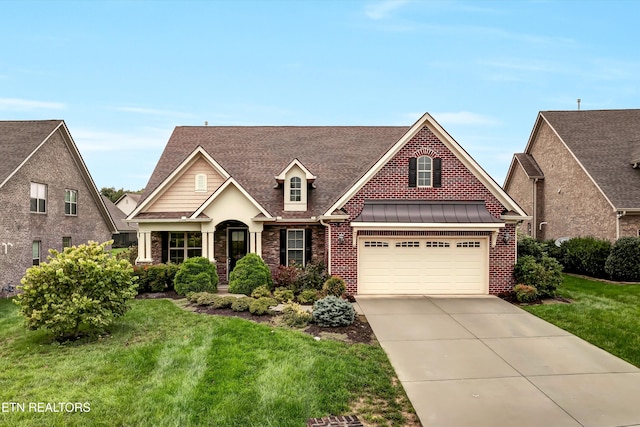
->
(0, 130), (112, 296)
(331, 126), (516, 295)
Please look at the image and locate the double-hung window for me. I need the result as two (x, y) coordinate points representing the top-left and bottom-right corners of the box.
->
(417, 156), (432, 187)
(30, 182), (47, 213)
(65, 189), (77, 215)
(286, 229), (304, 266)
(290, 177), (302, 202)
(32, 241), (41, 266)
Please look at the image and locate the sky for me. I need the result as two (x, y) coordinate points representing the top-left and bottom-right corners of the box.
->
(1, 0), (639, 191)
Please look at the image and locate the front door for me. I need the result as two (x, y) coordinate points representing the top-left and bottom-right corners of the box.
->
(228, 228), (248, 278)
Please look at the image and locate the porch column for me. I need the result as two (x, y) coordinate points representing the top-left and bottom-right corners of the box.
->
(249, 231), (262, 257)
(137, 231), (152, 263)
(203, 231), (215, 262)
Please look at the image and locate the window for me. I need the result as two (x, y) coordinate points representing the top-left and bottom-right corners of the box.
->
(395, 241), (420, 247)
(457, 241), (481, 248)
(195, 173), (207, 192)
(169, 232), (202, 263)
(63, 237), (72, 248)
(65, 189), (77, 215)
(364, 241), (389, 247)
(32, 241), (41, 266)
(289, 177), (301, 202)
(425, 241), (450, 248)
(287, 229), (304, 266)
(30, 182), (47, 213)
(417, 156), (432, 187)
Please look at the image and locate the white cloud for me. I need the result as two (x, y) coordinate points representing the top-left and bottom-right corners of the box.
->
(0, 98), (65, 111)
(113, 106), (195, 118)
(432, 111), (501, 126)
(365, 0), (410, 20)
(72, 127), (172, 152)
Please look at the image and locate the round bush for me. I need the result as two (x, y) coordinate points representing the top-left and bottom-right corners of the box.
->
(513, 255), (562, 298)
(274, 287), (294, 303)
(560, 237), (611, 278)
(517, 236), (546, 260)
(513, 284), (538, 303)
(15, 241), (137, 339)
(282, 302), (313, 328)
(231, 297), (253, 312)
(297, 289), (319, 305)
(312, 295), (355, 327)
(228, 253), (273, 295)
(605, 237), (640, 281)
(251, 285), (272, 298)
(322, 276), (346, 297)
(249, 297), (278, 315)
(174, 257), (218, 296)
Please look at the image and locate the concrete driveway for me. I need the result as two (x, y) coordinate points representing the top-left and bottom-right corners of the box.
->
(355, 295), (640, 427)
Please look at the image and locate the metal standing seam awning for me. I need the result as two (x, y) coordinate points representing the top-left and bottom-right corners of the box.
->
(350, 200), (506, 247)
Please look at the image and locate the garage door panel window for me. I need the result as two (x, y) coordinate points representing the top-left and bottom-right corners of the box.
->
(457, 241), (481, 248)
(364, 241), (389, 247)
(395, 241), (420, 247)
(425, 241), (450, 248)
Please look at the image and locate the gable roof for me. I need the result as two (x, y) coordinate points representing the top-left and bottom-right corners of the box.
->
(0, 120), (117, 232)
(529, 110), (640, 210)
(115, 192), (142, 205)
(137, 126), (410, 218)
(102, 195), (137, 232)
(513, 153), (544, 179)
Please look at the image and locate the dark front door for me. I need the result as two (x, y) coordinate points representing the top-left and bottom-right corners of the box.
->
(228, 228), (248, 277)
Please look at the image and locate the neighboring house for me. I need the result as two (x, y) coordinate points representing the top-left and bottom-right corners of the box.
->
(128, 113), (528, 295)
(0, 120), (116, 296)
(504, 109), (640, 242)
(115, 193), (141, 216)
(102, 195), (138, 247)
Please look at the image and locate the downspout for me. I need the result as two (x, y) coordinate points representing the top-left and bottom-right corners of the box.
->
(532, 178), (538, 239)
(616, 210), (626, 240)
(320, 218), (332, 275)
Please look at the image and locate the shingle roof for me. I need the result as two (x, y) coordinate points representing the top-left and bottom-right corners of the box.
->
(101, 195), (138, 232)
(0, 120), (62, 186)
(541, 110), (640, 209)
(139, 126), (410, 217)
(514, 153), (544, 179)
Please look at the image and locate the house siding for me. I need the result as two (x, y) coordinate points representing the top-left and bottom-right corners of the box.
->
(147, 157), (224, 212)
(0, 130), (112, 295)
(332, 126), (516, 295)
(528, 121), (616, 241)
(505, 163), (535, 237)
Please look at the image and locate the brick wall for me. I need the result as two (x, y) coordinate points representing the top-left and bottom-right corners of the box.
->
(620, 215), (640, 238)
(331, 126), (517, 295)
(262, 224), (326, 269)
(505, 163), (534, 237)
(0, 129), (112, 296)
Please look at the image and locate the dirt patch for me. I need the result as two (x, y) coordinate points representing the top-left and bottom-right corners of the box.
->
(498, 291), (572, 306)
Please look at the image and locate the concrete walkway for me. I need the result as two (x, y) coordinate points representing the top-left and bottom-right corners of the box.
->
(356, 295), (640, 427)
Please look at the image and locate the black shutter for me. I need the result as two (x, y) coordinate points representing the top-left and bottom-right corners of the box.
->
(433, 158), (442, 188)
(279, 229), (287, 266)
(408, 157), (417, 187)
(161, 231), (169, 263)
(305, 228), (312, 264)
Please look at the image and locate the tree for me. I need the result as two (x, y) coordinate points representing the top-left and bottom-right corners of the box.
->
(15, 241), (137, 340)
(100, 187), (144, 203)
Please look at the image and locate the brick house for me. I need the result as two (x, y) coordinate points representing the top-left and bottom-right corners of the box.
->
(128, 113), (528, 295)
(504, 110), (640, 242)
(102, 195), (138, 248)
(0, 120), (116, 296)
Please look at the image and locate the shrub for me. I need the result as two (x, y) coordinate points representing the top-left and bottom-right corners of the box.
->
(281, 302), (313, 328)
(216, 296), (237, 309)
(517, 236), (546, 260)
(249, 297), (278, 315)
(322, 276), (346, 297)
(229, 254), (273, 295)
(312, 295), (355, 327)
(271, 264), (301, 291)
(15, 241), (137, 340)
(298, 261), (329, 291)
(297, 289), (319, 305)
(196, 292), (220, 306)
(186, 292), (204, 303)
(134, 263), (179, 293)
(605, 237), (640, 281)
(174, 257), (218, 296)
(513, 255), (562, 298)
(560, 236), (611, 278)
(541, 239), (563, 262)
(231, 297), (253, 312)
(251, 285), (272, 298)
(513, 284), (538, 303)
(115, 245), (138, 265)
(274, 287), (295, 303)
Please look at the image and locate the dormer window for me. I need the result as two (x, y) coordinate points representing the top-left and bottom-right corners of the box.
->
(290, 177), (301, 201)
(417, 156), (432, 187)
(195, 173), (207, 192)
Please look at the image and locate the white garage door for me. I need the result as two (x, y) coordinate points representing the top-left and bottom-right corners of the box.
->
(358, 237), (488, 294)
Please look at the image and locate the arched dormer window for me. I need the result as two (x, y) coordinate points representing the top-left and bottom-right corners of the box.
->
(195, 173), (207, 192)
(417, 156), (432, 187)
(290, 177), (301, 201)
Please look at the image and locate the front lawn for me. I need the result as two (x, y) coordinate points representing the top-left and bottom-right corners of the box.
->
(522, 275), (640, 367)
(0, 298), (414, 427)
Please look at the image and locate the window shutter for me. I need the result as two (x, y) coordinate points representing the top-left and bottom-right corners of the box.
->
(433, 158), (442, 188)
(408, 157), (417, 187)
(305, 228), (312, 264)
(279, 229), (287, 265)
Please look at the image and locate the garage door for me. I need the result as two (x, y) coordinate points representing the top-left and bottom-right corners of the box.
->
(358, 237), (488, 294)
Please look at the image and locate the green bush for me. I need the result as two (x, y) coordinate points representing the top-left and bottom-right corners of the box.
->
(229, 254), (272, 295)
(541, 239), (563, 262)
(312, 295), (355, 327)
(195, 292), (220, 306)
(231, 297), (253, 312)
(322, 276), (346, 297)
(517, 236), (546, 260)
(15, 241), (137, 340)
(298, 261), (329, 291)
(605, 237), (640, 281)
(513, 255), (562, 298)
(297, 289), (319, 305)
(115, 245), (138, 265)
(274, 287), (295, 303)
(560, 236), (612, 278)
(513, 284), (538, 303)
(174, 257), (218, 296)
(134, 263), (180, 293)
(251, 285), (272, 298)
(249, 297), (278, 315)
(282, 302), (313, 328)
(186, 292), (204, 303)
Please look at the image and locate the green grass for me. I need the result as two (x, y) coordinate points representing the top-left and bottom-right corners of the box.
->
(522, 274), (640, 367)
(0, 298), (413, 427)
